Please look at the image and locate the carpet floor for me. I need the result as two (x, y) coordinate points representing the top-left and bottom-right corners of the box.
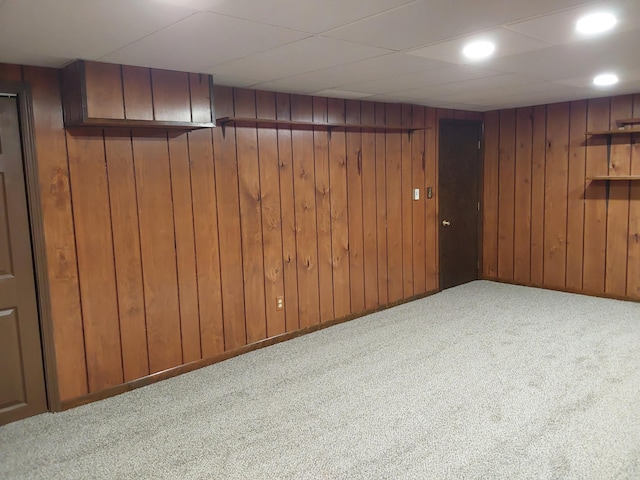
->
(1, 281), (639, 479)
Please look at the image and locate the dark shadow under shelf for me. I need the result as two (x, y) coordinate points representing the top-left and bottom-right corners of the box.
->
(587, 176), (640, 181)
(586, 129), (640, 136)
(216, 116), (426, 133)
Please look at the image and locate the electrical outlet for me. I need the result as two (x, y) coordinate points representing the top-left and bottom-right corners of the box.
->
(427, 187), (433, 199)
(413, 188), (420, 200)
(276, 296), (284, 311)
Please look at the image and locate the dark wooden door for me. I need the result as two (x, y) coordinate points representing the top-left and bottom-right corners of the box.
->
(438, 120), (481, 290)
(0, 96), (47, 425)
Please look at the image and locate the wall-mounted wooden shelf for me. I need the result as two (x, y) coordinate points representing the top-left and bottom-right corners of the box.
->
(587, 176), (640, 181)
(616, 118), (640, 127)
(65, 118), (214, 130)
(586, 129), (640, 136)
(216, 116), (425, 133)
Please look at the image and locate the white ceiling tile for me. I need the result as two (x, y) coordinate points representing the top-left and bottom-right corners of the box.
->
(505, 0), (640, 45)
(253, 53), (450, 94)
(312, 89), (374, 100)
(211, 74), (262, 89)
(392, 74), (539, 100)
(0, 0), (196, 59)
(490, 28), (640, 81)
(324, 0), (594, 51)
(100, 12), (308, 72)
(343, 65), (506, 94)
(208, 37), (392, 83)
(362, 94), (414, 105)
(0, 0), (636, 110)
(428, 102), (487, 111)
(0, 51), (69, 68)
(437, 82), (577, 105)
(192, 0), (417, 34)
(556, 67), (640, 98)
(406, 28), (551, 65)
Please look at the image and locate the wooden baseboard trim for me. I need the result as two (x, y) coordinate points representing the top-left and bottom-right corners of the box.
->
(482, 277), (640, 304)
(59, 289), (440, 411)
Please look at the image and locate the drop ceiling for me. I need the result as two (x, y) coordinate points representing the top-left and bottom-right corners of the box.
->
(0, 0), (638, 111)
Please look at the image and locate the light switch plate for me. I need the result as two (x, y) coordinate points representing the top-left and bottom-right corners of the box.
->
(413, 188), (420, 200)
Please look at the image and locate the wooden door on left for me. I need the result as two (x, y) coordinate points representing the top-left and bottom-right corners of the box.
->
(0, 96), (47, 425)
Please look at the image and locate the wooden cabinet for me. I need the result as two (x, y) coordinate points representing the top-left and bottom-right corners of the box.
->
(61, 60), (215, 130)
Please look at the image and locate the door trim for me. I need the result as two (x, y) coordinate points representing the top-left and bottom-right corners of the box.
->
(0, 80), (60, 412)
(437, 118), (484, 288)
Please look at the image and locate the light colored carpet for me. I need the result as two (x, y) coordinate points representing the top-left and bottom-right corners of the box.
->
(1, 281), (639, 479)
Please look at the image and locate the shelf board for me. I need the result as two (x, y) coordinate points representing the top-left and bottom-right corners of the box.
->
(616, 118), (640, 126)
(587, 175), (640, 181)
(216, 116), (425, 133)
(66, 118), (215, 130)
(586, 129), (640, 135)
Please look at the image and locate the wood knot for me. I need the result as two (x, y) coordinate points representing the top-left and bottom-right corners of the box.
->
(267, 216), (279, 229)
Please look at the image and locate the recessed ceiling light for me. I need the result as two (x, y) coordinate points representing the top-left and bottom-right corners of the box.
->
(462, 41), (495, 60)
(576, 12), (617, 35)
(593, 73), (619, 86)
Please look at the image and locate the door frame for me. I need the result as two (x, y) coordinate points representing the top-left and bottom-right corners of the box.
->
(0, 80), (60, 412)
(437, 118), (484, 289)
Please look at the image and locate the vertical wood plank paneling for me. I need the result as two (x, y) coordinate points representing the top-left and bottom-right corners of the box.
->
(0, 63), (23, 81)
(189, 73), (213, 123)
(168, 134), (202, 363)
(386, 104), (403, 302)
(411, 106), (426, 294)
(189, 128), (224, 357)
(234, 88), (267, 343)
(313, 97), (334, 322)
(132, 133), (183, 372)
(104, 129), (150, 381)
(543, 102), (570, 288)
(151, 69), (191, 122)
(401, 104), (414, 297)
(605, 96), (632, 296)
(361, 102), (379, 308)
(256, 91), (286, 337)
(566, 100), (587, 290)
(23, 66), (88, 401)
(121, 66), (153, 120)
(530, 105), (547, 285)
(485, 95), (637, 301)
(291, 95), (321, 327)
(482, 111), (500, 278)
(276, 94), (300, 331)
(513, 107), (533, 283)
(328, 98), (351, 319)
(67, 129), (123, 391)
(628, 95), (640, 299)
(346, 100), (365, 314)
(213, 86), (246, 350)
(375, 103), (389, 304)
(83, 62), (124, 119)
(583, 97), (610, 293)
(498, 109), (516, 281)
(425, 107), (438, 290)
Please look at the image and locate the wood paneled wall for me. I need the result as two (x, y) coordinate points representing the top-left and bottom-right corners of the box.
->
(0, 63), (474, 404)
(483, 95), (640, 301)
